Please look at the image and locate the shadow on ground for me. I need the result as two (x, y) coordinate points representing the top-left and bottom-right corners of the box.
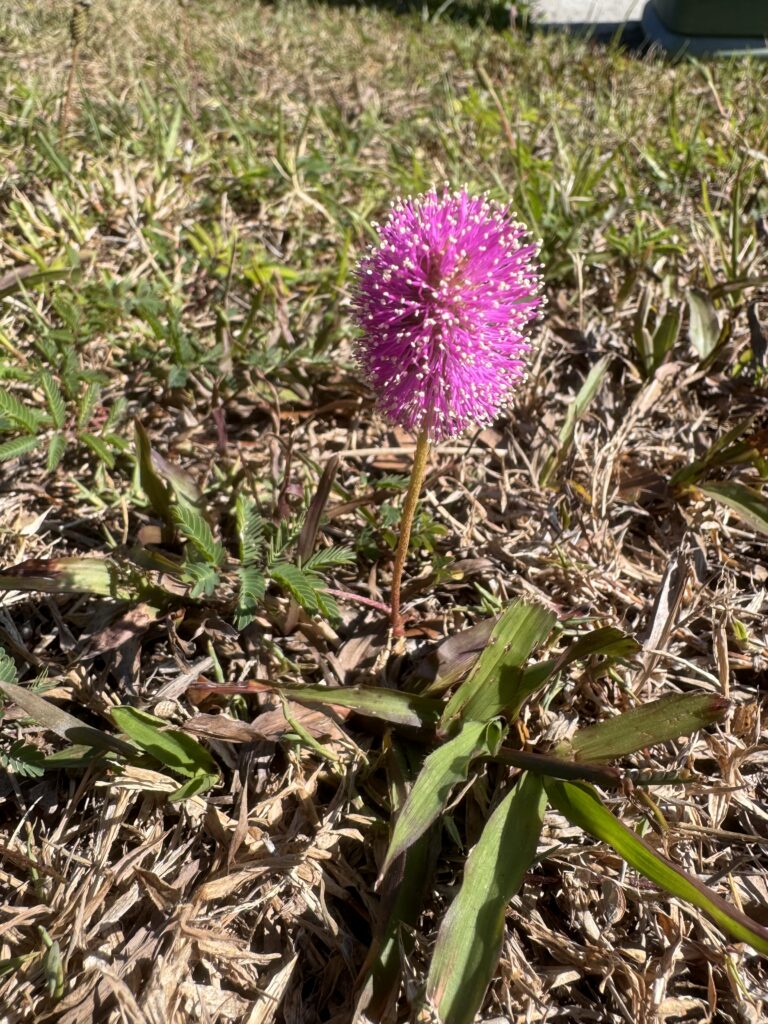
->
(267, 0), (648, 45)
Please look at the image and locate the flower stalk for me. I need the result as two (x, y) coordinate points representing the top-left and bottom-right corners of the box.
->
(389, 429), (430, 637)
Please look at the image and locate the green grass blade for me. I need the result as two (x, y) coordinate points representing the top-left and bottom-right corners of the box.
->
(426, 772), (546, 1024)
(379, 719), (503, 880)
(0, 556), (139, 598)
(699, 481), (768, 536)
(539, 355), (611, 486)
(111, 706), (219, 778)
(560, 693), (728, 763)
(0, 265), (73, 300)
(687, 288), (721, 360)
(544, 780), (768, 955)
(551, 626), (640, 673)
(355, 828), (435, 1023)
(241, 681), (441, 731)
(134, 421), (172, 524)
(441, 601), (556, 728)
(80, 431), (116, 469)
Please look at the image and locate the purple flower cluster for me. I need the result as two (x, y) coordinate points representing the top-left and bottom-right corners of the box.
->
(353, 188), (543, 442)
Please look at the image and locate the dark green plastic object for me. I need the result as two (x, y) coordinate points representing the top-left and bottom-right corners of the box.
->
(655, 0), (767, 37)
(643, 0), (768, 56)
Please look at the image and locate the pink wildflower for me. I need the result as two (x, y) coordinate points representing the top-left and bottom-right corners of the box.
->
(353, 188), (543, 442)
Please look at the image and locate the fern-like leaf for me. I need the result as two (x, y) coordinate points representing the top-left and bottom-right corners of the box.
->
(0, 390), (46, 434)
(234, 566), (266, 629)
(173, 502), (225, 566)
(270, 562), (320, 612)
(47, 432), (67, 472)
(181, 560), (221, 599)
(81, 432), (116, 469)
(235, 492), (265, 565)
(40, 371), (67, 429)
(0, 435), (40, 461)
(0, 645), (18, 683)
(0, 740), (45, 778)
(304, 545), (355, 571)
(76, 381), (101, 430)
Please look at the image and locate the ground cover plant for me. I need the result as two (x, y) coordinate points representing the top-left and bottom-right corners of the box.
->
(1, 1), (767, 1021)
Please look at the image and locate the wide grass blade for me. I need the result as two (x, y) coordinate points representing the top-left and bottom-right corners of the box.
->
(440, 601), (556, 728)
(207, 680), (442, 731)
(354, 828), (436, 1023)
(134, 420), (173, 526)
(687, 288), (721, 360)
(700, 481), (768, 536)
(559, 692), (728, 763)
(426, 772), (546, 1024)
(545, 779), (768, 955)
(378, 719), (503, 881)
(0, 679), (135, 757)
(112, 707), (219, 799)
(0, 556), (139, 599)
(539, 355), (611, 485)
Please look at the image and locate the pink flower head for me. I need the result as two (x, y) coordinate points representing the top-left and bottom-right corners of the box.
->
(353, 188), (543, 442)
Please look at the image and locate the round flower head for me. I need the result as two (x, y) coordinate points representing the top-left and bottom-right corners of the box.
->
(353, 188), (543, 442)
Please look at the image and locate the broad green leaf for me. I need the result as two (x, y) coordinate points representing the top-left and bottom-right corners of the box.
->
(43, 744), (110, 769)
(0, 264), (73, 300)
(111, 706), (219, 778)
(173, 502), (224, 565)
(0, 679), (135, 756)
(150, 448), (202, 505)
(559, 693), (728, 763)
(670, 415), (758, 489)
(427, 773), (546, 1024)
(40, 370), (66, 429)
(379, 719), (503, 880)
(0, 435), (40, 462)
(545, 780), (768, 955)
(551, 626), (640, 673)
(441, 601), (556, 728)
(0, 556), (140, 599)
(540, 355), (611, 485)
(245, 681), (441, 730)
(687, 288), (721, 360)
(355, 828), (435, 1023)
(700, 481), (768, 536)
(134, 420), (172, 524)
(168, 773), (217, 802)
(652, 305), (682, 371)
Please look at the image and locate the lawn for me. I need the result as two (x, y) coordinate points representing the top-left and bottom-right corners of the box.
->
(0, 1), (767, 1022)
